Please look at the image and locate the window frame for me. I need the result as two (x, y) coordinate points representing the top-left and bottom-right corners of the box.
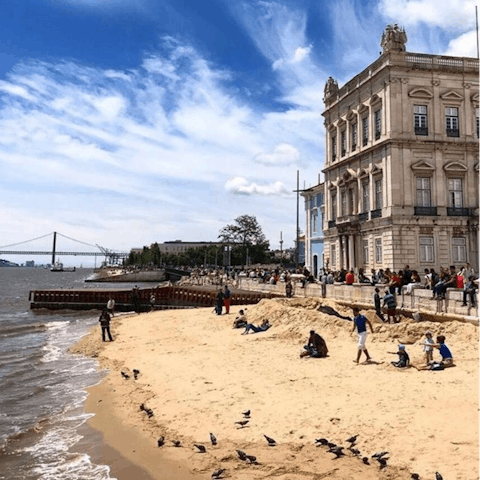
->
(362, 116), (368, 146)
(374, 178), (383, 210)
(416, 177), (432, 207)
(414, 104), (428, 135)
(374, 109), (381, 140)
(420, 236), (435, 263)
(362, 239), (369, 264)
(351, 122), (357, 151)
(448, 178), (463, 208)
(341, 130), (346, 157)
(331, 135), (337, 162)
(375, 238), (382, 264)
(445, 107), (459, 137)
(362, 181), (370, 213)
(452, 237), (466, 263)
(331, 192), (337, 220)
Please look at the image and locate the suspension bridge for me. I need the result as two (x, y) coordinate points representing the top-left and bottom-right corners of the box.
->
(0, 232), (129, 265)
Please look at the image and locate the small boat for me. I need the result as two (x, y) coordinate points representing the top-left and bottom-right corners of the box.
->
(51, 261), (76, 272)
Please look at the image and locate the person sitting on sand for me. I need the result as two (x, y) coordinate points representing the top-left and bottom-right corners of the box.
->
(242, 319), (271, 335)
(233, 310), (247, 329)
(430, 335), (454, 367)
(388, 344), (410, 368)
(300, 330), (328, 358)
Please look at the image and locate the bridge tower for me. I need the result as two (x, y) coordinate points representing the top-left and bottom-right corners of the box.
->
(52, 232), (57, 265)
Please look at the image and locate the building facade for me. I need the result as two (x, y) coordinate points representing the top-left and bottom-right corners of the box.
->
(301, 183), (325, 276)
(321, 24), (479, 273)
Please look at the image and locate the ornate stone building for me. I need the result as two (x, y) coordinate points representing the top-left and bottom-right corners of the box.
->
(322, 25), (479, 273)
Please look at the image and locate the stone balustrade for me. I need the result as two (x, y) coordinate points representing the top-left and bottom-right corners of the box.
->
(237, 278), (478, 325)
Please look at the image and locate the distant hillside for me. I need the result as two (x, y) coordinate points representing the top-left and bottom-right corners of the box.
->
(0, 259), (19, 267)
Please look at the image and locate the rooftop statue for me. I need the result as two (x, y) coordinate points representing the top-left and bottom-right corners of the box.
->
(324, 76), (339, 99)
(381, 23), (407, 53)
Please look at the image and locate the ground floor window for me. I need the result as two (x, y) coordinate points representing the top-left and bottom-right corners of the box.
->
(375, 238), (382, 263)
(420, 237), (434, 262)
(362, 239), (369, 264)
(331, 245), (336, 267)
(452, 238), (466, 263)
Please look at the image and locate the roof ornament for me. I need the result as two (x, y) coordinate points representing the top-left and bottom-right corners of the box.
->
(324, 76), (339, 100)
(381, 23), (407, 53)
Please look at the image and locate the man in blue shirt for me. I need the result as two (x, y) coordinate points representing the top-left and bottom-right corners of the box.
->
(351, 307), (374, 363)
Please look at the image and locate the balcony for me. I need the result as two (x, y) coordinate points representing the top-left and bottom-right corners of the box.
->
(414, 206), (438, 216)
(358, 212), (369, 222)
(328, 220), (336, 229)
(415, 127), (428, 136)
(446, 128), (459, 137)
(370, 209), (382, 219)
(447, 207), (471, 216)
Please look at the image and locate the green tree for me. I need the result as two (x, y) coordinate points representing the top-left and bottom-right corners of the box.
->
(218, 215), (269, 265)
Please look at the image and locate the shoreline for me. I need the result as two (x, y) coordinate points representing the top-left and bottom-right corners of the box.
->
(71, 300), (479, 480)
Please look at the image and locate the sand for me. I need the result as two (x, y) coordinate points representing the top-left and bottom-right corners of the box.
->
(71, 298), (479, 480)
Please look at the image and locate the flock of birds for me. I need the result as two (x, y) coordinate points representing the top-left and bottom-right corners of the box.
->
(117, 377), (448, 480)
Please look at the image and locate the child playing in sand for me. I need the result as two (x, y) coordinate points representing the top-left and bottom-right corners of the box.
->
(388, 344), (410, 368)
(422, 331), (434, 365)
(431, 335), (454, 367)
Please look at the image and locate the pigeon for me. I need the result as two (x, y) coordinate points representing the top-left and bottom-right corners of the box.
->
(236, 449), (247, 461)
(211, 468), (226, 479)
(372, 451), (389, 459)
(210, 433), (217, 445)
(139, 403), (145, 411)
(350, 447), (361, 456)
(121, 371), (130, 379)
(157, 436), (165, 447)
(377, 458), (388, 469)
(235, 420), (249, 428)
(411, 474), (420, 480)
(245, 454), (257, 464)
(243, 409), (251, 418)
(346, 435), (358, 444)
(172, 440), (181, 447)
(327, 442), (337, 449)
(315, 438), (329, 446)
(133, 369), (140, 380)
(145, 408), (154, 418)
(194, 444), (206, 453)
(264, 434), (276, 446)
(362, 457), (370, 465)
(328, 446), (345, 459)
(435, 474), (443, 480)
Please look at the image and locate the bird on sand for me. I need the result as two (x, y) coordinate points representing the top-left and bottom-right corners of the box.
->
(243, 409), (250, 418)
(133, 369), (140, 380)
(264, 435), (276, 446)
(145, 409), (154, 418)
(377, 458), (388, 469)
(172, 440), (181, 447)
(411, 474), (420, 480)
(328, 447), (345, 459)
(235, 420), (249, 428)
(157, 437), (165, 447)
(210, 433), (217, 445)
(435, 474), (443, 480)
(362, 457), (370, 465)
(121, 371), (130, 379)
(315, 438), (329, 446)
(372, 451), (389, 459)
(245, 454), (257, 464)
(349, 447), (361, 456)
(194, 444), (206, 453)
(236, 449), (247, 461)
(346, 435), (358, 444)
(139, 403), (145, 411)
(327, 442), (337, 449)
(211, 468), (226, 479)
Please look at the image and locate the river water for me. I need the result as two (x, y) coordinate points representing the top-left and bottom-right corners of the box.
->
(0, 268), (154, 480)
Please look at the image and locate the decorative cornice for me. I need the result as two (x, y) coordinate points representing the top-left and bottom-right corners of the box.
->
(440, 90), (464, 102)
(443, 161), (468, 172)
(411, 160), (435, 171)
(408, 87), (433, 99)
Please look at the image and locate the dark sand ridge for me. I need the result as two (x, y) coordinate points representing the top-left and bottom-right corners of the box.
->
(70, 297), (479, 480)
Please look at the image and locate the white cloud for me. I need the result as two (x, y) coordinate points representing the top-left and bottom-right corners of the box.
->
(225, 177), (290, 196)
(0, 81), (34, 101)
(444, 29), (478, 57)
(292, 45), (312, 63)
(254, 143), (300, 166)
(379, 0), (476, 30)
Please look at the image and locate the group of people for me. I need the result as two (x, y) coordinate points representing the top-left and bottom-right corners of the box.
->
(215, 286), (231, 315)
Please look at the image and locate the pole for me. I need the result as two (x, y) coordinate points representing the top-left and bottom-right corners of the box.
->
(296, 170), (300, 268)
(280, 231), (283, 266)
(52, 231), (57, 266)
(476, 6), (479, 59)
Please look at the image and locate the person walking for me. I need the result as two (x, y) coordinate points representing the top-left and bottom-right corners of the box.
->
(382, 289), (397, 324)
(99, 310), (113, 342)
(351, 307), (374, 363)
(223, 286), (231, 314)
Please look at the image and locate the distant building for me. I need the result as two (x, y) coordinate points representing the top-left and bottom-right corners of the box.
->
(130, 240), (223, 257)
(320, 24), (478, 273)
(300, 183), (324, 277)
(25, 260), (35, 268)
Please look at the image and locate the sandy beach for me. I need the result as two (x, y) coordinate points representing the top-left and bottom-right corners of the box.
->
(71, 298), (479, 480)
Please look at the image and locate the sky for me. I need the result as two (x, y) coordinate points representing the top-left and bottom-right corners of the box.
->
(0, 0), (477, 266)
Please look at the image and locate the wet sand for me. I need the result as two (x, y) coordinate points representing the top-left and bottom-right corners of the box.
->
(71, 298), (479, 480)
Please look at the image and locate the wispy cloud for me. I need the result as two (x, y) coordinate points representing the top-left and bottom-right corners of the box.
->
(225, 177), (290, 196)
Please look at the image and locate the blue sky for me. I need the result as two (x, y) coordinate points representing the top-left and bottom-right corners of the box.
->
(0, 0), (476, 266)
